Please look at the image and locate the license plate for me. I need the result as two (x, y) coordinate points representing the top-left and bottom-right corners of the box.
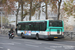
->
(54, 37), (58, 38)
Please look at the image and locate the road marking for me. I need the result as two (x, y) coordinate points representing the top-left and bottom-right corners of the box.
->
(45, 47), (56, 50)
(25, 44), (39, 47)
(25, 42), (42, 44)
(12, 42), (21, 44)
(0, 37), (7, 39)
(0, 47), (3, 48)
(34, 42), (42, 44)
(25, 42), (32, 43)
(0, 43), (14, 45)
(14, 39), (75, 47)
(7, 49), (10, 50)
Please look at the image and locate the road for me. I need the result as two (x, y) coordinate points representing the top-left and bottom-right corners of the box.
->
(0, 35), (75, 50)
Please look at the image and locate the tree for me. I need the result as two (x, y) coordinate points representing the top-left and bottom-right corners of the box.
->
(21, 0), (24, 21)
(16, 0), (20, 26)
(57, 0), (62, 20)
(63, 0), (75, 17)
(44, 0), (48, 19)
(0, 0), (16, 14)
(0, 16), (9, 25)
(23, 0), (42, 20)
(29, 0), (33, 21)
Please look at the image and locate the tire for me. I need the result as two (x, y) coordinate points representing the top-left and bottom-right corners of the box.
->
(36, 34), (39, 40)
(21, 33), (25, 38)
(11, 37), (13, 39)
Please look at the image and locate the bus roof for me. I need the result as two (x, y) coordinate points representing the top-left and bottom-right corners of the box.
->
(18, 20), (63, 23)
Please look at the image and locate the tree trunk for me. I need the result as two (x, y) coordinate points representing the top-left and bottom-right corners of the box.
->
(29, 0), (32, 21)
(16, 2), (20, 26)
(38, 1), (41, 20)
(38, 8), (41, 20)
(46, 1), (48, 19)
(21, 0), (23, 21)
(57, 0), (62, 20)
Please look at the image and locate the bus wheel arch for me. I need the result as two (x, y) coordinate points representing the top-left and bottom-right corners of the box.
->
(36, 33), (39, 40)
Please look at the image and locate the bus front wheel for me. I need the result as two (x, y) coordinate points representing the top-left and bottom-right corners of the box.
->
(21, 33), (25, 38)
(36, 34), (39, 40)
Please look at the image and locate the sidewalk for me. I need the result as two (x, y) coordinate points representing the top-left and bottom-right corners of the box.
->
(62, 37), (75, 41)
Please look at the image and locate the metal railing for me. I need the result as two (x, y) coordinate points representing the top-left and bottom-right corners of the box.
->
(0, 29), (16, 35)
(64, 31), (75, 39)
(0, 29), (9, 35)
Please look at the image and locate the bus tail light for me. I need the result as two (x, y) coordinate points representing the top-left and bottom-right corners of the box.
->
(47, 32), (49, 35)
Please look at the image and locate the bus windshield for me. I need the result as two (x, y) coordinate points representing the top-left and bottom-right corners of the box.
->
(49, 21), (63, 27)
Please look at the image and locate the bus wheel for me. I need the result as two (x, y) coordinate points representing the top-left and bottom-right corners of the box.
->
(36, 34), (39, 40)
(21, 33), (25, 38)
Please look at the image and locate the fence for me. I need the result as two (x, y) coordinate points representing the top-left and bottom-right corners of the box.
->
(0, 29), (16, 36)
(64, 31), (75, 39)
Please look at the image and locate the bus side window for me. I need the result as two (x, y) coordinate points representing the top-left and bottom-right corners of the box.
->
(30, 23), (34, 31)
(18, 25), (21, 30)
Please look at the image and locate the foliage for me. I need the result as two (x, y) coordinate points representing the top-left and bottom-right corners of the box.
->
(0, 0), (16, 14)
(0, 0), (63, 21)
(63, 0), (75, 16)
(0, 16), (9, 24)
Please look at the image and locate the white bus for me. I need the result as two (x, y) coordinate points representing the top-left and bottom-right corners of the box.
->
(17, 20), (64, 40)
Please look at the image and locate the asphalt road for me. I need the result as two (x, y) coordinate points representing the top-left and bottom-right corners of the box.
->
(0, 35), (75, 50)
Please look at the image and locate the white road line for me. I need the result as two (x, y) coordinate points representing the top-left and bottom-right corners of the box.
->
(34, 42), (42, 44)
(45, 47), (56, 50)
(25, 42), (32, 43)
(0, 47), (3, 48)
(25, 42), (42, 44)
(25, 44), (39, 47)
(12, 42), (21, 44)
(7, 49), (10, 50)
(14, 39), (75, 47)
(0, 43), (14, 45)
(0, 37), (7, 38)
(43, 42), (75, 47)
(35, 41), (75, 47)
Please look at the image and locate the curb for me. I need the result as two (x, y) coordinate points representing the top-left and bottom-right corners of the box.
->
(61, 38), (75, 41)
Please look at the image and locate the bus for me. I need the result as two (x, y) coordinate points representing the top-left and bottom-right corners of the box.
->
(17, 20), (64, 40)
